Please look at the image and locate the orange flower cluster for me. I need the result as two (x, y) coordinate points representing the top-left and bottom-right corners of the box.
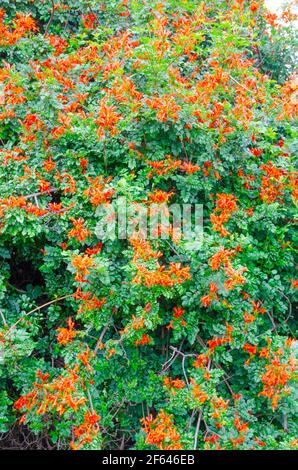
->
(141, 410), (182, 450)
(14, 366), (87, 419)
(105, 76), (143, 107)
(210, 193), (237, 237)
(47, 35), (69, 56)
(145, 95), (181, 122)
(210, 246), (236, 271)
(82, 13), (97, 30)
(73, 287), (106, 314)
(130, 239), (190, 287)
(208, 246), (247, 292)
(84, 176), (114, 206)
(72, 254), (94, 281)
(258, 340), (296, 410)
(0, 195), (48, 220)
(0, 10), (37, 46)
(193, 352), (210, 369)
(259, 162), (287, 203)
(277, 78), (298, 121)
(207, 323), (233, 352)
(167, 306), (186, 330)
(68, 217), (91, 242)
(230, 412), (249, 449)
(130, 238), (162, 263)
(57, 317), (77, 345)
(204, 432), (222, 450)
(146, 156), (182, 178)
(135, 333), (152, 346)
(200, 281), (219, 307)
(146, 155), (200, 179)
(224, 266), (247, 291)
(243, 343), (257, 365)
(147, 189), (174, 205)
(163, 376), (186, 394)
(210, 396), (229, 420)
(120, 303), (152, 340)
(70, 410), (100, 450)
(133, 262), (191, 288)
(190, 379), (209, 405)
(15, 354), (100, 450)
(96, 97), (122, 140)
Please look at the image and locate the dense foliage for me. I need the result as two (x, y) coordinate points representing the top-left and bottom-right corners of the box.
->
(0, 0), (297, 451)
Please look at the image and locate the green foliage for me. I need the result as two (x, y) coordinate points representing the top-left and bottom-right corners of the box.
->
(0, 0), (297, 451)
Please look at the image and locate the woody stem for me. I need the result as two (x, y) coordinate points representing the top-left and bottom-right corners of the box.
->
(4, 294), (73, 337)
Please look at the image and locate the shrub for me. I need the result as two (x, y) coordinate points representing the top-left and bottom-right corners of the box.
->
(0, 0), (297, 450)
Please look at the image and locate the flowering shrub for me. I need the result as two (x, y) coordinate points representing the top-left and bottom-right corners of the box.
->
(0, 0), (297, 450)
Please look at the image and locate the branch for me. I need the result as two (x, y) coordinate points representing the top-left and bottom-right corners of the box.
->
(229, 74), (251, 93)
(44, 0), (55, 36)
(0, 309), (7, 327)
(23, 188), (59, 200)
(194, 409), (203, 450)
(4, 294), (73, 337)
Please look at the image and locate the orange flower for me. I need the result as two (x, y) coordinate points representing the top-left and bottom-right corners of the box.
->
(210, 193), (237, 237)
(250, 2), (260, 13)
(145, 95), (181, 122)
(210, 247), (235, 270)
(84, 176), (114, 206)
(201, 281), (219, 307)
(57, 318), (77, 345)
(68, 217), (91, 242)
(72, 254), (94, 281)
(70, 410), (100, 450)
(193, 353), (209, 369)
(141, 410), (182, 450)
(147, 189), (174, 204)
(163, 376), (186, 394)
(146, 155), (181, 178)
(258, 351), (296, 411)
(82, 13), (97, 30)
(180, 161), (201, 174)
(135, 334), (152, 346)
(243, 343), (257, 356)
(173, 306), (184, 318)
(85, 242), (102, 255)
(133, 262), (191, 288)
(96, 97), (122, 140)
(130, 238), (162, 262)
(190, 379), (208, 404)
(224, 266), (247, 290)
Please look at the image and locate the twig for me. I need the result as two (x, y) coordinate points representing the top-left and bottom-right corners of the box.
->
(283, 414), (288, 433)
(168, 346), (197, 386)
(230, 75), (251, 93)
(182, 354), (189, 386)
(194, 409), (203, 450)
(4, 294), (73, 337)
(277, 288), (293, 323)
(0, 309), (8, 327)
(94, 321), (111, 353)
(44, 0), (55, 36)
(104, 139), (107, 172)
(267, 309), (278, 333)
(23, 188), (58, 200)
(87, 389), (95, 414)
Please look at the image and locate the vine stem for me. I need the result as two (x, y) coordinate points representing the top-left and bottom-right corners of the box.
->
(0, 309), (8, 327)
(193, 408), (203, 450)
(4, 294), (73, 337)
(44, 0), (55, 36)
